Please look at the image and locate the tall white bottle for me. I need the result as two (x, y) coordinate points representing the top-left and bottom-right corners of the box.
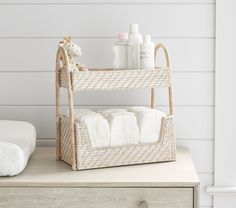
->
(128, 24), (143, 69)
(140, 35), (155, 69)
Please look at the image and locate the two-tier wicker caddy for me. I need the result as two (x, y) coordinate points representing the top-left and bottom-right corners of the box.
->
(56, 42), (176, 170)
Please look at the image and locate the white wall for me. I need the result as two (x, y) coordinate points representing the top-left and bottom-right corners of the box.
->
(0, 1), (214, 207)
(206, 1), (236, 207)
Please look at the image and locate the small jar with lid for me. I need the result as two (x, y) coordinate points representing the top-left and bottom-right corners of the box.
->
(113, 33), (133, 70)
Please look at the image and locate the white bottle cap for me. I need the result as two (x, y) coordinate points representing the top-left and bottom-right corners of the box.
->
(129, 24), (139, 33)
(144, 35), (151, 42)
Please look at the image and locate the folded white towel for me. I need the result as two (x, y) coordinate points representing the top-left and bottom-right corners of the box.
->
(127, 107), (166, 143)
(98, 109), (139, 146)
(97, 108), (126, 118)
(0, 120), (36, 176)
(73, 108), (93, 113)
(73, 109), (110, 148)
(68, 108), (95, 121)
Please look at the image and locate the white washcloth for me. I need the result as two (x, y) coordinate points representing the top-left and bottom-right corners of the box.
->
(73, 109), (110, 148)
(0, 120), (36, 176)
(98, 109), (139, 146)
(127, 107), (166, 143)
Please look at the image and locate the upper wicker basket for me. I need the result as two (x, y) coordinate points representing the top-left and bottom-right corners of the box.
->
(56, 40), (176, 170)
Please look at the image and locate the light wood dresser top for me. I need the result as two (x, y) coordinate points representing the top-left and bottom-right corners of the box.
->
(0, 147), (199, 187)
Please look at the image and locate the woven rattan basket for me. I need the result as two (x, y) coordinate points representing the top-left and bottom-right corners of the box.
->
(56, 42), (176, 170)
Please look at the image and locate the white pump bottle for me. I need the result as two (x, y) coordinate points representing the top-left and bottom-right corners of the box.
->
(140, 35), (155, 69)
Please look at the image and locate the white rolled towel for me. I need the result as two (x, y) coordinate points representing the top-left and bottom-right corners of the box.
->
(73, 108), (94, 117)
(97, 108), (126, 118)
(73, 109), (110, 148)
(98, 109), (139, 146)
(127, 106), (166, 143)
(0, 141), (27, 176)
(0, 120), (36, 176)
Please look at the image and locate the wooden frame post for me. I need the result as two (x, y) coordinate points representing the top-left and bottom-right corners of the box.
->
(56, 46), (77, 170)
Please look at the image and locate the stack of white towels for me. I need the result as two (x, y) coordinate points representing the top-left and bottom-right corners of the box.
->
(73, 107), (166, 148)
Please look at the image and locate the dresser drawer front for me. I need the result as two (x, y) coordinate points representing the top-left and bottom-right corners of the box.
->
(0, 187), (193, 208)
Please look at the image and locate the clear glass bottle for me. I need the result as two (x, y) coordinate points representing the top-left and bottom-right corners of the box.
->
(113, 33), (133, 70)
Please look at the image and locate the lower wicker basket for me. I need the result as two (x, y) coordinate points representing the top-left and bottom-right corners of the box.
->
(59, 114), (176, 170)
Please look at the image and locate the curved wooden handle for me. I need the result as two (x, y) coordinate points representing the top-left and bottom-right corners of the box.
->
(56, 46), (69, 161)
(154, 43), (171, 68)
(56, 45), (77, 170)
(138, 200), (149, 208)
(153, 43), (174, 115)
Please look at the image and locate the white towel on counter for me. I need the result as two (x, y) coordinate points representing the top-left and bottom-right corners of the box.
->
(98, 109), (139, 146)
(73, 109), (110, 148)
(0, 120), (36, 176)
(127, 107), (166, 143)
(0, 141), (27, 176)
